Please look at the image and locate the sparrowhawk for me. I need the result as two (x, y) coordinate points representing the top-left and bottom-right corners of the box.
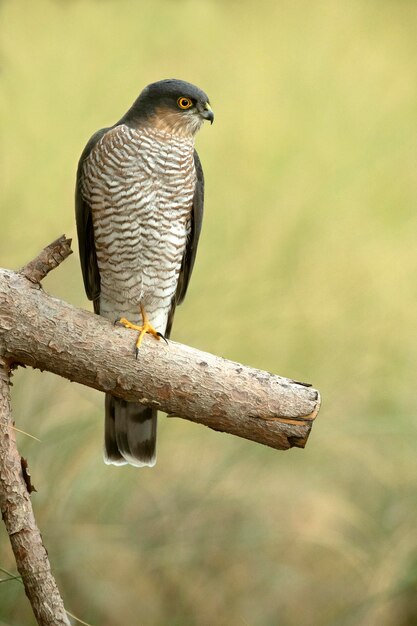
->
(75, 79), (213, 467)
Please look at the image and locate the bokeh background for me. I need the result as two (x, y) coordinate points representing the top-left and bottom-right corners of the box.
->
(1, 1), (417, 624)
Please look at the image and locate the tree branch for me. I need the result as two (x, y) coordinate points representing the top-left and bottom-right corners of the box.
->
(20, 235), (73, 284)
(0, 356), (71, 625)
(0, 237), (321, 451)
(0, 236), (321, 624)
(0, 238), (320, 449)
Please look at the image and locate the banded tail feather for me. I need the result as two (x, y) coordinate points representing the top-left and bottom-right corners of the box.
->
(104, 394), (157, 467)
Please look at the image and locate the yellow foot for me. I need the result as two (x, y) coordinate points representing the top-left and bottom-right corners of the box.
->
(116, 304), (167, 357)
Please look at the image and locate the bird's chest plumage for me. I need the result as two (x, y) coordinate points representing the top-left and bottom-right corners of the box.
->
(81, 124), (196, 329)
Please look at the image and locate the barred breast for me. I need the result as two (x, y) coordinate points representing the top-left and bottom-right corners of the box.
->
(80, 124), (196, 332)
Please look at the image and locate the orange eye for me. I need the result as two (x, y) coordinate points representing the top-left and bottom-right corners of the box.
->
(177, 97), (193, 109)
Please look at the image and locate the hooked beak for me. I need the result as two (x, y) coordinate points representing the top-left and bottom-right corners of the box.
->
(201, 102), (214, 124)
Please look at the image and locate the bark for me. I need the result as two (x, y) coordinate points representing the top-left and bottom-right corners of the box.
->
(0, 236), (321, 625)
(0, 357), (71, 625)
(20, 235), (73, 284)
(0, 246), (321, 452)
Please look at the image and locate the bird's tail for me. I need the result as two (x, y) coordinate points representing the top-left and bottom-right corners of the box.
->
(104, 394), (157, 467)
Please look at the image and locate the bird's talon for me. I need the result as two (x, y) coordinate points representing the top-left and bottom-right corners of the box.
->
(157, 332), (169, 345)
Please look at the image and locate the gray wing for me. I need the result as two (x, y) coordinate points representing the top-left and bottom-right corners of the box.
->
(165, 149), (204, 337)
(75, 127), (110, 314)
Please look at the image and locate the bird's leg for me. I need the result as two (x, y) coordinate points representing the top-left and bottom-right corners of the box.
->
(117, 304), (163, 355)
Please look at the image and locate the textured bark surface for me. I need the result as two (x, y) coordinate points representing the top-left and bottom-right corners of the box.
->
(0, 357), (70, 626)
(0, 237), (321, 625)
(20, 235), (73, 284)
(0, 266), (320, 451)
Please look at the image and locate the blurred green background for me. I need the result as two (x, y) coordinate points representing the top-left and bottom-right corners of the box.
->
(1, 0), (417, 624)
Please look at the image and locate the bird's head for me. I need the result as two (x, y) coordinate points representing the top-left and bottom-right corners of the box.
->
(123, 79), (214, 136)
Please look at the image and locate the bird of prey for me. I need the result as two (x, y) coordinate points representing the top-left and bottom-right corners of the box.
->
(75, 79), (213, 467)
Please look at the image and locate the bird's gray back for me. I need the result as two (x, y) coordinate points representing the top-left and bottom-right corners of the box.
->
(80, 123), (196, 332)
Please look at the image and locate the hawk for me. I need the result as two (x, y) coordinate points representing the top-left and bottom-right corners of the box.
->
(75, 79), (213, 467)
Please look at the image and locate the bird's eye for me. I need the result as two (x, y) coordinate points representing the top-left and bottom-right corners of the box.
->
(177, 97), (193, 110)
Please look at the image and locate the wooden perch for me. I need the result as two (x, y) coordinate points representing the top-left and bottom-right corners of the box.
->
(0, 236), (321, 625)
(0, 237), (320, 451)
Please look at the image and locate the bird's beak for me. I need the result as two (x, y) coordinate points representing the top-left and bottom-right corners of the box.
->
(201, 102), (214, 124)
